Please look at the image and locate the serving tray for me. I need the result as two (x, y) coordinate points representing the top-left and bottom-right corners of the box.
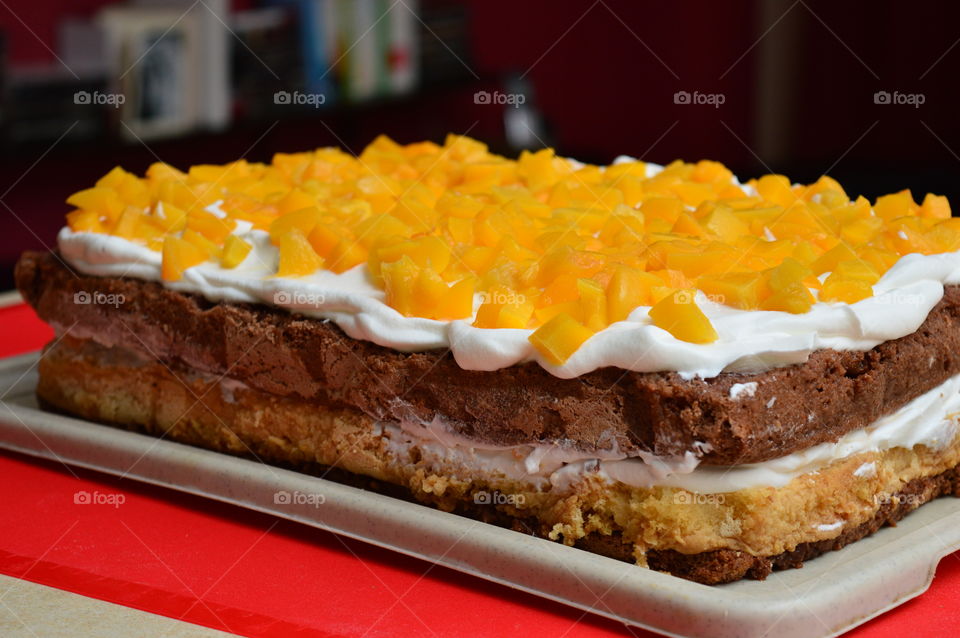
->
(1, 351), (958, 638)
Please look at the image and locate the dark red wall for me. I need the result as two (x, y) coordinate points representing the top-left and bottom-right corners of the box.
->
(3, 1), (960, 288)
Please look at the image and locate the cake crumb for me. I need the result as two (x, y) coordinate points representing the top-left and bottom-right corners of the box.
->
(729, 382), (758, 400)
(853, 462), (877, 478)
(766, 397), (777, 409)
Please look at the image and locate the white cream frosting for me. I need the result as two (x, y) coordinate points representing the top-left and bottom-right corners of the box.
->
(382, 372), (960, 493)
(58, 219), (960, 380)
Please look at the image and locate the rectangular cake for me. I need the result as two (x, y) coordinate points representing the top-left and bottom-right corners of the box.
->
(15, 135), (960, 584)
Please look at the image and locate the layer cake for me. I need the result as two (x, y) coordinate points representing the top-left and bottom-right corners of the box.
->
(16, 135), (960, 583)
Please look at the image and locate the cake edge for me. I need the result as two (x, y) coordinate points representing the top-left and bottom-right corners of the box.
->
(16, 249), (960, 466)
(33, 334), (960, 585)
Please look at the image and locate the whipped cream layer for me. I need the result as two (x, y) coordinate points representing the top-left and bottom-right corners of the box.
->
(59, 219), (960, 379)
(385, 372), (960, 493)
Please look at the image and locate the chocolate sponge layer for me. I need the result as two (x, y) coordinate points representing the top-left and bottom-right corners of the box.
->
(16, 250), (960, 465)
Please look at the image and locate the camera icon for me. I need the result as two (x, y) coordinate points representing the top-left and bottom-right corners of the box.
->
(874, 90), (891, 105)
(474, 90), (491, 105)
(274, 91), (292, 105)
(274, 291), (291, 304)
(673, 290), (694, 305)
(74, 490), (91, 505)
(473, 491), (492, 505)
(673, 90), (691, 105)
(273, 490), (291, 504)
(673, 491), (692, 505)
(74, 91), (91, 105)
(74, 291), (91, 304)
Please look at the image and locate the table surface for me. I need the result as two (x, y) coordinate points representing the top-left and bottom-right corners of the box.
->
(0, 573), (230, 638)
(1, 300), (959, 638)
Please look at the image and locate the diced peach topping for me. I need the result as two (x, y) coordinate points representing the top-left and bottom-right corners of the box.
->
(761, 282), (815, 314)
(67, 187), (125, 220)
(188, 211), (236, 243)
(648, 290), (719, 344)
(221, 235), (252, 269)
(276, 229), (324, 277)
(382, 255), (474, 320)
(66, 209), (103, 233)
(161, 236), (207, 281)
(529, 313), (595, 365)
(182, 229), (221, 260)
(155, 202), (187, 232)
(607, 266), (662, 323)
(65, 135), (960, 363)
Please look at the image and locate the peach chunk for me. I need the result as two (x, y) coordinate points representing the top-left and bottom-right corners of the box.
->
(528, 313), (595, 365)
(648, 290), (718, 344)
(161, 236), (208, 281)
(221, 235), (252, 269)
(606, 266), (662, 323)
(276, 229), (324, 277)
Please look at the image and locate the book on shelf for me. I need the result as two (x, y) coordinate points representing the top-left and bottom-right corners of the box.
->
(267, 0), (420, 106)
(97, 0), (231, 141)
